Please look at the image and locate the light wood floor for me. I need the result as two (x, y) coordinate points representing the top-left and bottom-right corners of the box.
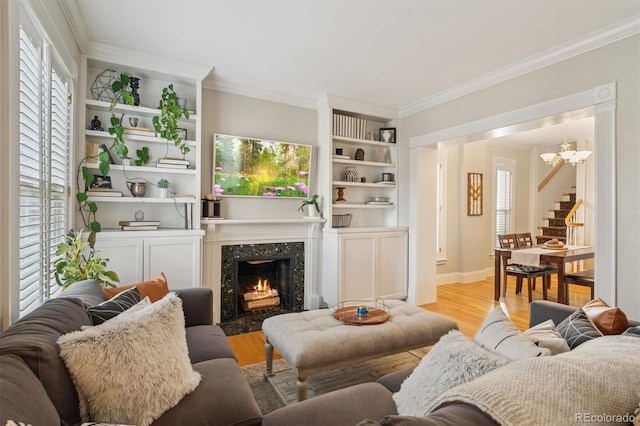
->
(227, 276), (592, 366)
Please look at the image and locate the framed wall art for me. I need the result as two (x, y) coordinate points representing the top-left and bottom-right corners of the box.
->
(467, 172), (483, 216)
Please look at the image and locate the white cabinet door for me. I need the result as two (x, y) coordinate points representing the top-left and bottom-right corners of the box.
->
(96, 238), (144, 285)
(144, 237), (202, 289)
(377, 233), (408, 299)
(340, 235), (376, 301)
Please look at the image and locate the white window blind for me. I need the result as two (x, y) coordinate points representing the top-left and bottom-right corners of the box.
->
(495, 168), (513, 246)
(18, 21), (70, 317)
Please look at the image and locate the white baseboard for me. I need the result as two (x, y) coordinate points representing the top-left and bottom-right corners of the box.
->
(437, 267), (495, 285)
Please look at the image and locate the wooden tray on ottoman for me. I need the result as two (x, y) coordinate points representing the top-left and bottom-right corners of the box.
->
(333, 301), (390, 325)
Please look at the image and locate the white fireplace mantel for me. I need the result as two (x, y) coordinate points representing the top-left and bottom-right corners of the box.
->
(201, 218), (325, 323)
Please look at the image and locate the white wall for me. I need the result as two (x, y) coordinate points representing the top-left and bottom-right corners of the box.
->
(402, 35), (640, 318)
(200, 89), (318, 219)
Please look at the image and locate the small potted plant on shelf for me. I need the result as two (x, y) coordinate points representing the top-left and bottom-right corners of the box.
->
(157, 178), (170, 198)
(298, 194), (321, 218)
(54, 229), (120, 290)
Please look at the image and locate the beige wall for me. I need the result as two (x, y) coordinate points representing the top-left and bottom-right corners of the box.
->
(200, 89), (318, 219)
(402, 35), (640, 317)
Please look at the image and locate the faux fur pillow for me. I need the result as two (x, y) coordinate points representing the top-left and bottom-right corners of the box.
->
(393, 330), (508, 416)
(58, 293), (201, 426)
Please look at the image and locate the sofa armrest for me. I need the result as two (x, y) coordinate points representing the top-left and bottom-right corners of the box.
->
(262, 382), (397, 426)
(174, 287), (213, 327)
(376, 367), (414, 393)
(529, 300), (577, 328)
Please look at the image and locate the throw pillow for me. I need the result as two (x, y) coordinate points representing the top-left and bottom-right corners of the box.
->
(473, 306), (551, 361)
(103, 272), (169, 302)
(393, 329), (508, 417)
(523, 319), (570, 355)
(556, 308), (603, 349)
(58, 293), (201, 426)
(582, 297), (629, 335)
(86, 287), (141, 325)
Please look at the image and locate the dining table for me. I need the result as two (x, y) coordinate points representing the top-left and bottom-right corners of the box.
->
(494, 245), (595, 304)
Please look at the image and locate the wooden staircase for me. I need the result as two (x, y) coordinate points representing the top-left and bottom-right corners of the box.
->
(536, 190), (576, 244)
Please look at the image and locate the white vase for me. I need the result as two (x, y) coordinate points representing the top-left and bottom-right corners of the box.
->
(307, 205), (318, 217)
(159, 188), (168, 198)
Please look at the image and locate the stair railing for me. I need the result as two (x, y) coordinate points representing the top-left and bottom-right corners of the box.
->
(565, 198), (584, 246)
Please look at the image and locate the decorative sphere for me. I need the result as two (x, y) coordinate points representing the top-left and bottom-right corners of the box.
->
(90, 69), (123, 103)
(134, 210), (145, 221)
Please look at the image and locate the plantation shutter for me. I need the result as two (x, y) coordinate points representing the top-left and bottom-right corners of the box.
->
(495, 168), (513, 246)
(18, 23), (70, 317)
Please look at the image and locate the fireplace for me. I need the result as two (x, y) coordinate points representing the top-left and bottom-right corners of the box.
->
(219, 242), (305, 334)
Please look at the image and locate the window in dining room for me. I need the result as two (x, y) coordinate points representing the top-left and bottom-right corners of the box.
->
(493, 157), (516, 248)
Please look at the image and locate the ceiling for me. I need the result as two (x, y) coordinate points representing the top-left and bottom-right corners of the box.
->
(63, 0), (639, 112)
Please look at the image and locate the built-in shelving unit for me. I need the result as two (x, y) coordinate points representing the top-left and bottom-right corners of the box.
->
(317, 94), (408, 306)
(76, 49), (211, 287)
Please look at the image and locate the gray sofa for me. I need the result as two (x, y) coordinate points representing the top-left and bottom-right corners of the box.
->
(0, 281), (262, 426)
(261, 300), (640, 426)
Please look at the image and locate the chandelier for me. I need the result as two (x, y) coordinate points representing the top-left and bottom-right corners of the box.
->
(540, 137), (592, 166)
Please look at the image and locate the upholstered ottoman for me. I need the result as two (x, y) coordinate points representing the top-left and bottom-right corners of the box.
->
(262, 300), (458, 401)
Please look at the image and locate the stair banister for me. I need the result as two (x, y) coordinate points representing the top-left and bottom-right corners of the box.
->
(565, 198), (584, 227)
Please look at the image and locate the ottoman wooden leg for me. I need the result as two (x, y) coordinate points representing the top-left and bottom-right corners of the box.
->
(296, 375), (308, 402)
(264, 339), (274, 381)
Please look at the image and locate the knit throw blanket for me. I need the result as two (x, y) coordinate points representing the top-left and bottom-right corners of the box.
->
(428, 336), (640, 426)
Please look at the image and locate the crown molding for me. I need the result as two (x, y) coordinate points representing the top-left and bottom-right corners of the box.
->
(203, 77), (317, 110)
(58, 0), (89, 53)
(399, 14), (640, 118)
(316, 93), (399, 120)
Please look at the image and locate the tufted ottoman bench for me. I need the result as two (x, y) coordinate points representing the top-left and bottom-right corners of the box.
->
(262, 299), (458, 401)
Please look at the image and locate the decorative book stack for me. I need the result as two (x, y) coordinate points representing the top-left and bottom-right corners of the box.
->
(118, 220), (160, 231)
(157, 157), (189, 169)
(123, 126), (155, 137)
(86, 188), (123, 197)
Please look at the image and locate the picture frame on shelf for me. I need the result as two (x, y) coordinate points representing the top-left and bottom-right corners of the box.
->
(176, 128), (188, 140)
(87, 175), (112, 190)
(379, 128), (396, 143)
(99, 144), (115, 164)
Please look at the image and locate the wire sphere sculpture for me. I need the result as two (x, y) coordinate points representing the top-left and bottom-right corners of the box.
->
(90, 69), (123, 103)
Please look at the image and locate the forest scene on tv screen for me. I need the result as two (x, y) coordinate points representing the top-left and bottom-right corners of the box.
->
(214, 134), (312, 198)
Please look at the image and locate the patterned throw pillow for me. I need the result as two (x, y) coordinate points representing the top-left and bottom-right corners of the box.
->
(87, 287), (141, 325)
(474, 306), (550, 361)
(622, 326), (640, 338)
(556, 308), (603, 349)
(523, 319), (570, 355)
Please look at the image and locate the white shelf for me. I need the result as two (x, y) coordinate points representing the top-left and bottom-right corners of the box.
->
(333, 203), (394, 209)
(333, 158), (395, 168)
(85, 129), (197, 147)
(87, 196), (197, 203)
(85, 99), (197, 122)
(85, 163), (196, 175)
(332, 135), (396, 148)
(332, 181), (396, 188)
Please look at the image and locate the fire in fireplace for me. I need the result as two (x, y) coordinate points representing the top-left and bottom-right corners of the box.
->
(236, 257), (292, 316)
(242, 277), (280, 310)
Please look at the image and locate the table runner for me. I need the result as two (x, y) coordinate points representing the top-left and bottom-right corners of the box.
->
(511, 245), (587, 267)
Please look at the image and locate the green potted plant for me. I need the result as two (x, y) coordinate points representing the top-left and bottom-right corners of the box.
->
(298, 194), (321, 218)
(152, 84), (190, 157)
(157, 178), (170, 198)
(54, 229), (120, 290)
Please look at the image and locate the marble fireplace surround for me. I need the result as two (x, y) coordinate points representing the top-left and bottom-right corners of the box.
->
(202, 218), (324, 324)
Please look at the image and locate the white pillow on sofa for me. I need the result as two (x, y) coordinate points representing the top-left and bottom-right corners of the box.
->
(474, 306), (551, 361)
(523, 319), (570, 354)
(58, 293), (201, 426)
(393, 329), (507, 416)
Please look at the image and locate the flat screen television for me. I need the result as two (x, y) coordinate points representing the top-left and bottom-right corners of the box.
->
(213, 133), (312, 198)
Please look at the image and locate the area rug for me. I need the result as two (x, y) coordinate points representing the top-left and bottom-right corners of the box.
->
(241, 348), (430, 415)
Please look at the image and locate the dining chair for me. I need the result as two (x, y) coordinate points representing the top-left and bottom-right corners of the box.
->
(515, 232), (558, 291)
(498, 233), (553, 303)
(565, 269), (594, 300)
